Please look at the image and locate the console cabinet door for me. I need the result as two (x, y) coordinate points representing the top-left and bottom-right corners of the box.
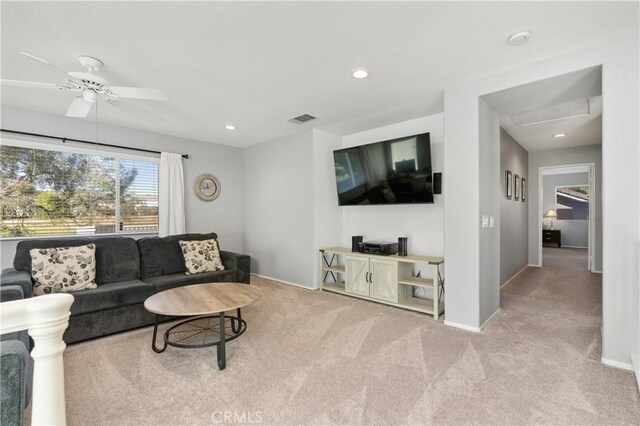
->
(345, 256), (369, 297)
(369, 258), (398, 303)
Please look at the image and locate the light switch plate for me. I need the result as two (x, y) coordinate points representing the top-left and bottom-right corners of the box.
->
(482, 215), (489, 228)
(489, 216), (495, 228)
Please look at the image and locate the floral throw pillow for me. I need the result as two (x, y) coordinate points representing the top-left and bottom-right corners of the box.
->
(179, 239), (225, 275)
(30, 244), (97, 296)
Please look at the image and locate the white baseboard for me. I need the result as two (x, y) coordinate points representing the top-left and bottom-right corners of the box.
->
(562, 245), (588, 249)
(591, 270), (602, 274)
(601, 357), (634, 371)
(250, 273), (317, 291)
(480, 308), (501, 330)
(445, 309), (501, 333)
(528, 263), (541, 268)
(632, 355), (640, 392)
(444, 320), (481, 333)
(501, 266), (528, 288)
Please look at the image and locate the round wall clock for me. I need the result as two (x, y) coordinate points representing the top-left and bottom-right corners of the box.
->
(194, 174), (221, 201)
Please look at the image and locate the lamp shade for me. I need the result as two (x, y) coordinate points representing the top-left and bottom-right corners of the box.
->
(544, 209), (557, 219)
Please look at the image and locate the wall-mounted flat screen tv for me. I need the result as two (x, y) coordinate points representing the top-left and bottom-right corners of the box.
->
(333, 132), (433, 206)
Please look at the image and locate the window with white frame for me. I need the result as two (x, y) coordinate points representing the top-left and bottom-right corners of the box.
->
(555, 185), (589, 220)
(0, 141), (159, 238)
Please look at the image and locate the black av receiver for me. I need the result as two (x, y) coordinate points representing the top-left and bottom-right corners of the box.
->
(357, 241), (398, 256)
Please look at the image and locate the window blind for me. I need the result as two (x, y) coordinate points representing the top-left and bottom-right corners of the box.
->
(0, 144), (159, 238)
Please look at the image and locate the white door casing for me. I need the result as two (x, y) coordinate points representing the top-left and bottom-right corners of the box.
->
(537, 162), (596, 270)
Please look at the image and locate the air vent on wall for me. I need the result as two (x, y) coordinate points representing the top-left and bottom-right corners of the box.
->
(288, 114), (317, 124)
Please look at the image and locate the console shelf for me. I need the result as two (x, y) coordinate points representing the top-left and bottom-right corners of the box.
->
(322, 281), (346, 293)
(397, 276), (434, 288)
(319, 247), (444, 319)
(323, 265), (345, 274)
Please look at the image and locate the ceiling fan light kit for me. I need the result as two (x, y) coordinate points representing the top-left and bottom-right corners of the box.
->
(1, 52), (167, 121)
(82, 89), (97, 103)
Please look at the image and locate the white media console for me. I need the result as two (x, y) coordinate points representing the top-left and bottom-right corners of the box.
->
(318, 247), (444, 319)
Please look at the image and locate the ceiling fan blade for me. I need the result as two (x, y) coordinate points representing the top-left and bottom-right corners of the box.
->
(1, 79), (73, 90)
(106, 99), (164, 122)
(19, 51), (76, 82)
(66, 97), (94, 118)
(105, 86), (167, 101)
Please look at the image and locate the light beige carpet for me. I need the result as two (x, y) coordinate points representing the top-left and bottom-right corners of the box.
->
(52, 248), (638, 425)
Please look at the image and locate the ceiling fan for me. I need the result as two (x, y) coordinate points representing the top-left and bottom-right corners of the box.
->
(1, 52), (167, 121)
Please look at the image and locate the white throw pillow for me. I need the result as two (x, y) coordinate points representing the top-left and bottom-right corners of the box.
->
(179, 239), (225, 275)
(30, 244), (97, 296)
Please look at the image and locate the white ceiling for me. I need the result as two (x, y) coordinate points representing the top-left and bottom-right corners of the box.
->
(483, 66), (603, 152)
(1, 2), (637, 148)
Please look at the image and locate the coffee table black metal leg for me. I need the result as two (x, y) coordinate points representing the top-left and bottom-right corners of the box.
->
(217, 311), (226, 370)
(151, 314), (167, 353)
(231, 308), (242, 333)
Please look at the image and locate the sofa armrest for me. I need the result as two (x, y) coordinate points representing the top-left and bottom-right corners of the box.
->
(220, 251), (251, 284)
(0, 339), (32, 424)
(0, 285), (24, 303)
(1, 269), (32, 299)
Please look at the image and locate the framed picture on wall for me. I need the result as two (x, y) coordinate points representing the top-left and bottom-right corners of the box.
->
(521, 177), (527, 202)
(505, 170), (512, 199)
(514, 174), (520, 201)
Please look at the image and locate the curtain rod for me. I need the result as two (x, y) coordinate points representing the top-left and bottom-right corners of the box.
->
(0, 128), (189, 159)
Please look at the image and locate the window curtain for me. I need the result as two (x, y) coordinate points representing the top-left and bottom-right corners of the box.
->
(159, 152), (185, 237)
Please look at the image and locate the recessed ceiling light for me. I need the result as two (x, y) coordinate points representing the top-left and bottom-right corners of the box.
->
(352, 69), (369, 79)
(225, 124), (237, 130)
(553, 133), (567, 138)
(507, 31), (532, 46)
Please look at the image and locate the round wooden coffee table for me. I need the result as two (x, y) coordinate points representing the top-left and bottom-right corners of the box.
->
(144, 282), (262, 370)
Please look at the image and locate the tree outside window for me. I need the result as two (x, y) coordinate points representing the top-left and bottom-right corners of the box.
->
(0, 145), (158, 237)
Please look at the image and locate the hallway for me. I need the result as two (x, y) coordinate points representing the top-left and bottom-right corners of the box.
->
(503, 247), (598, 318)
(497, 247), (640, 422)
(542, 246), (590, 270)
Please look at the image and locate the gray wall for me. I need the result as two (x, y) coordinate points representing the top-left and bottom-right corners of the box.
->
(528, 145), (602, 271)
(478, 99), (500, 325)
(312, 129), (343, 289)
(0, 106), (245, 269)
(500, 129), (528, 285)
(542, 172), (589, 248)
(243, 130), (315, 287)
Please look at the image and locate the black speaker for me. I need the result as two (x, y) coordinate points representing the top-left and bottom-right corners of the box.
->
(351, 236), (363, 252)
(398, 237), (408, 256)
(433, 172), (442, 194)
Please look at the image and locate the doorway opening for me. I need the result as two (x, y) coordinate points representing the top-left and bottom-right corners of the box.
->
(479, 65), (603, 357)
(539, 163), (596, 271)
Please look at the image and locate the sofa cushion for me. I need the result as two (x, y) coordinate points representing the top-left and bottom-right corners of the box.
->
(69, 280), (153, 316)
(137, 233), (218, 279)
(179, 239), (225, 275)
(30, 244), (97, 296)
(14, 237), (140, 285)
(143, 270), (235, 293)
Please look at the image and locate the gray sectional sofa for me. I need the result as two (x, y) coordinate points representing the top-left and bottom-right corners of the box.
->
(0, 285), (32, 426)
(0, 232), (251, 344)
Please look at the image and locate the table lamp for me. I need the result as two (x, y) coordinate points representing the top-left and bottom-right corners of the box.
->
(544, 209), (557, 229)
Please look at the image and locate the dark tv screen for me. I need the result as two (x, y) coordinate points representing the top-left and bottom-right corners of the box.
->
(333, 132), (433, 206)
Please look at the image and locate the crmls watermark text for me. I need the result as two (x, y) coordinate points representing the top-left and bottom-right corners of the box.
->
(211, 411), (263, 424)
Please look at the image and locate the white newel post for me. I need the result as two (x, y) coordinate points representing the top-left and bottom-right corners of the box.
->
(0, 293), (74, 426)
